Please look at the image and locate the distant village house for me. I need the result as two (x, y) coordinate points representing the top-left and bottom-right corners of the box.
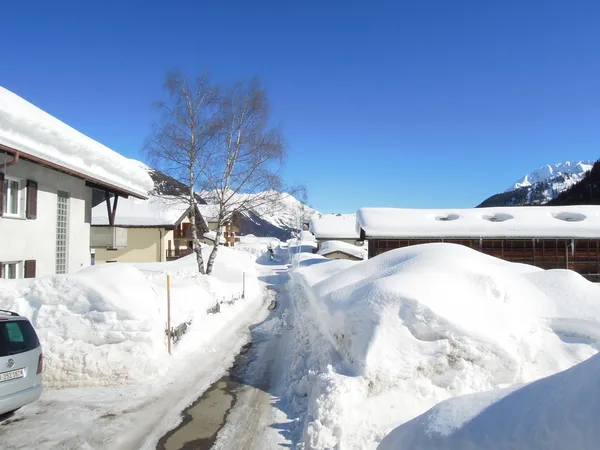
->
(356, 206), (600, 282)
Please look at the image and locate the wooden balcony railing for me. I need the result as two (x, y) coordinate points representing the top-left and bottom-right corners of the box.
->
(174, 228), (193, 239)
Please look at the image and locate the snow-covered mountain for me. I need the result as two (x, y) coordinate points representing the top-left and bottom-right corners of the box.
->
(201, 189), (319, 240)
(478, 160), (594, 207)
(144, 168), (318, 240)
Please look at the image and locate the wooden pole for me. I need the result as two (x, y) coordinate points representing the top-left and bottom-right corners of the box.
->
(167, 274), (171, 355)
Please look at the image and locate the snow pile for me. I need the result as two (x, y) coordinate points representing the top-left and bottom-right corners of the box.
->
(92, 194), (190, 226)
(379, 352), (600, 450)
(508, 160), (593, 191)
(0, 87), (153, 197)
(286, 243), (600, 449)
(310, 213), (359, 240)
(0, 246), (260, 387)
(236, 235), (280, 259)
(317, 240), (367, 260)
(357, 205), (600, 238)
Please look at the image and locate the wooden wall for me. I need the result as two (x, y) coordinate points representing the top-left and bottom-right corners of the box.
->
(368, 238), (600, 281)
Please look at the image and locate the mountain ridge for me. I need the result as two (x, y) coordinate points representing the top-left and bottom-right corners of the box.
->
(478, 160), (594, 207)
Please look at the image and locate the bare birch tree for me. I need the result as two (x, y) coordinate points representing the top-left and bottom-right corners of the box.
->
(201, 78), (287, 274)
(145, 72), (219, 274)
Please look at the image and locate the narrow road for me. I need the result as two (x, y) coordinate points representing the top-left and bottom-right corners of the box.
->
(156, 250), (296, 450)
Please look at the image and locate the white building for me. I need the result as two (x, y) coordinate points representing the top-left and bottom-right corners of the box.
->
(0, 86), (152, 278)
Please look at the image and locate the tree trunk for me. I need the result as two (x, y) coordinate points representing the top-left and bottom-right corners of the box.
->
(205, 225), (223, 275)
(189, 195), (206, 275)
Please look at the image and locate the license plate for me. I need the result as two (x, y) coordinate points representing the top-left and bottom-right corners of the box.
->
(0, 368), (25, 382)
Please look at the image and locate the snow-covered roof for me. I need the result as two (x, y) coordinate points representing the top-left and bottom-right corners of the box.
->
(197, 204), (222, 223)
(299, 230), (317, 242)
(317, 240), (367, 260)
(357, 206), (600, 239)
(310, 213), (360, 240)
(92, 194), (190, 227)
(203, 231), (225, 244)
(0, 87), (152, 198)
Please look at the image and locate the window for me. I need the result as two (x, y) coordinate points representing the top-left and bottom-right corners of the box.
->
(0, 261), (20, 279)
(0, 320), (40, 356)
(56, 190), (69, 274)
(2, 177), (22, 216)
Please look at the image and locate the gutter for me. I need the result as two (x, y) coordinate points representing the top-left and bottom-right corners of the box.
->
(0, 151), (19, 169)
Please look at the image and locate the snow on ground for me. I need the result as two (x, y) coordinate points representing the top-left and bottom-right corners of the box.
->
(379, 352), (600, 450)
(284, 243), (600, 449)
(0, 86), (152, 197)
(0, 245), (259, 387)
(0, 244), (272, 449)
(236, 234), (281, 259)
(317, 240), (367, 260)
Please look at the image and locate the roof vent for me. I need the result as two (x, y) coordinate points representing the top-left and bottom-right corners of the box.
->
(482, 213), (513, 223)
(552, 212), (586, 222)
(435, 213), (459, 221)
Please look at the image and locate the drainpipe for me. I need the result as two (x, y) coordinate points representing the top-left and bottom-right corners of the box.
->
(158, 229), (164, 262)
(0, 151), (20, 169)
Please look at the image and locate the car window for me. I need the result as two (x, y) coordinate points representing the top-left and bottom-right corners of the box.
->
(0, 321), (40, 357)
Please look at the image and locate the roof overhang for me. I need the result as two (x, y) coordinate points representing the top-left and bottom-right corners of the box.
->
(0, 144), (147, 199)
(91, 224), (177, 230)
(364, 234), (596, 240)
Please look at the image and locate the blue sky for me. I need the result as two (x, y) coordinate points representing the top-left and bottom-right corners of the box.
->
(2, 1), (599, 213)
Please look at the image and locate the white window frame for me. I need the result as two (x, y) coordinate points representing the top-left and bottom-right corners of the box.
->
(2, 176), (24, 218)
(0, 261), (22, 279)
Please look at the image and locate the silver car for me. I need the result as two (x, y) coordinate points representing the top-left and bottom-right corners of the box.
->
(0, 310), (43, 416)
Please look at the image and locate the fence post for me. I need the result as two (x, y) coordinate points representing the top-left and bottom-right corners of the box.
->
(167, 274), (171, 355)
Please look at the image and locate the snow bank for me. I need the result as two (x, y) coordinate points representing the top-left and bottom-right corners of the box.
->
(286, 243), (600, 449)
(317, 240), (367, 260)
(356, 205), (600, 238)
(379, 352), (600, 450)
(0, 87), (153, 197)
(236, 235), (280, 259)
(310, 213), (359, 240)
(0, 246), (260, 387)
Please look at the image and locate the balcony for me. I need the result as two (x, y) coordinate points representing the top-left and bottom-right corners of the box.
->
(90, 226), (128, 249)
(174, 228), (193, 239)
(166, 248), (194, 261)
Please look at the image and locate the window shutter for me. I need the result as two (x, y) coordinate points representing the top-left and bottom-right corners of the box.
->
(0, 171), (4, 217)
(24, 260), (36, 278)
(26, 180), (38, 219)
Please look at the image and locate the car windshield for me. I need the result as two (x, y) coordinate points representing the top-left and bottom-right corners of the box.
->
(0, 320), (40, 357)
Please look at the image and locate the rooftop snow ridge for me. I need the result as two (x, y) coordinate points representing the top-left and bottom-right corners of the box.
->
(0, 87), (153, 197)
(310, 213), (360, 239)
(356, 206), (600, 239)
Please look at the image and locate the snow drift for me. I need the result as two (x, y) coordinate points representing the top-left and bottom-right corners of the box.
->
(0, 246), (260, 387)
(379, 352), (600, 450)
(287, 243), (600, 449)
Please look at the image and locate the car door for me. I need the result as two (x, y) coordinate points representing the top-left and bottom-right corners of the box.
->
(0, 319), (41, 398)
